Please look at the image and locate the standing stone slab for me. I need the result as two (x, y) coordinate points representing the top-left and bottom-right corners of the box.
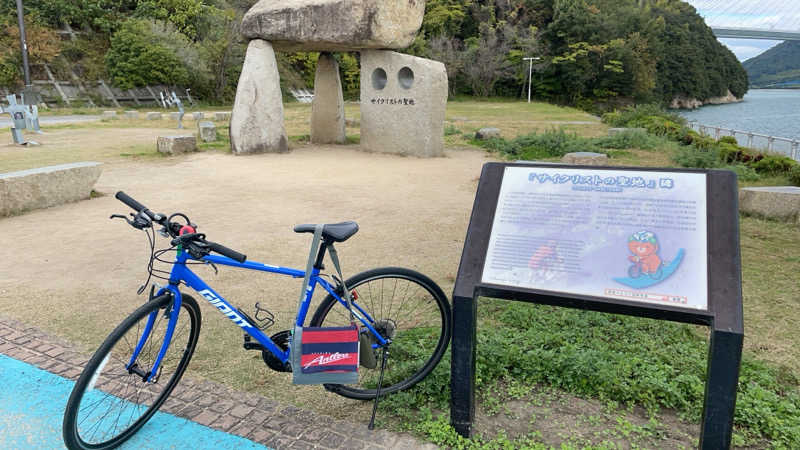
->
(0, 162), (102, 217)
(561, 152), (608, 166)
(197, 121), (217, 142)
(124, 111), (139, 119)
(102, 111), (117, 119)
(230, 40), (288, 154)
(739, 186), (800, 223)
(146, 112), (162, 120)
(311, 52), (346, 144)
(241, 0), (425, 52)
(157, 135), (197, 155)
(192, 112), (205, 120)
(360, 50), (447, 157)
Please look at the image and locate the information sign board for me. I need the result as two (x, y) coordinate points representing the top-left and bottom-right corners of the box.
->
(482, 166), (708, 310)
(450, 162), (743, 449)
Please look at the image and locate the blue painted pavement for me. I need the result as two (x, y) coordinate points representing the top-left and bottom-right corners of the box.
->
(0, 354), (269, 449)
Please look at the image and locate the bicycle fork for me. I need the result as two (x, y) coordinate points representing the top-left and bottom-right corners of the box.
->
(126, 286), (183, 383)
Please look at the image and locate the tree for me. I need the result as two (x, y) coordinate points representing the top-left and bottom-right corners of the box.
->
(105, 19), (189, 89)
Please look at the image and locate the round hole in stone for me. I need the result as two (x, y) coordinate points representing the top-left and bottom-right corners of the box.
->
(398, 67), (414, 89)
(371, 68), (387, 90)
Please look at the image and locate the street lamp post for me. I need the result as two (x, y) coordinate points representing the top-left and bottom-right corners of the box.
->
(15, 0), (38, 105)
(522, 57), (541, 103)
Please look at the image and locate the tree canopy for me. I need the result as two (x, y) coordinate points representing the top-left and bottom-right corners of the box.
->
(0, 0), (747, 108)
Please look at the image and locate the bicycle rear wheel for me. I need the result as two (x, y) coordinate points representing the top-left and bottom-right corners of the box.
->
(63, 293), (200, 450)
(310, 267), (451, 400)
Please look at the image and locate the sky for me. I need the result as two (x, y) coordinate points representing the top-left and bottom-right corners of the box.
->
(687, 0), (796, 61)
(718, 38), (783, 62)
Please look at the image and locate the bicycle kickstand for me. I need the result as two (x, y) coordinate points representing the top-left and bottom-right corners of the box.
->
(368, 346), (390, 430)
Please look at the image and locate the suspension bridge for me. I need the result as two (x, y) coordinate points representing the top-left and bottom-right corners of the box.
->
(686, 0), (800, 40)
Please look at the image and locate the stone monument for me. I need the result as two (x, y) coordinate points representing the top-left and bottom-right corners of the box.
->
(232, 0), (447, 157)
(360, 51), (447, 157)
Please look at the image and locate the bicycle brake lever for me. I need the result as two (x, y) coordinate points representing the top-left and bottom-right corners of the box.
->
(110, 214), (135, 226)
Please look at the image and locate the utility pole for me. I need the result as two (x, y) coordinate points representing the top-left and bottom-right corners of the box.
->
(522, 57), (541, 103)
(15, 0), (37, 105)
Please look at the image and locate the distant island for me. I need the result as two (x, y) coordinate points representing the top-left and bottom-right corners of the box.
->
(744, 41), (800, 89)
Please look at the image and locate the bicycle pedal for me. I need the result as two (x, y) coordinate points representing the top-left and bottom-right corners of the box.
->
(243, 333), (263, 351)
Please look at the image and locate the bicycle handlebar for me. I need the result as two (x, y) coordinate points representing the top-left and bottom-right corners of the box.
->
(116, 191), (155, 220)
(207, 242), (247, 264)
(115, 191), (247, 263)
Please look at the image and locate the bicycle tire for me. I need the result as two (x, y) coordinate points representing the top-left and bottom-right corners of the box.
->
(309, 267), (451, 400)
(63, 293), (201, 449)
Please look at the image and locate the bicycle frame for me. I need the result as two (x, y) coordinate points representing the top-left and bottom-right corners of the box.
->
(130, 250), (388, 382)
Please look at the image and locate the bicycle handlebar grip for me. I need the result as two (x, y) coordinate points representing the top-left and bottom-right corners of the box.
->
(208, 242), (247, 263)
(115, 191), (153, 219)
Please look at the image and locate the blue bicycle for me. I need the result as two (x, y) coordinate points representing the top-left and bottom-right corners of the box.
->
(62, 192), (451, 449)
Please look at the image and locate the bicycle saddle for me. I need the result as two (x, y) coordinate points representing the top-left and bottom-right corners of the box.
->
(293, 221), (359, 242)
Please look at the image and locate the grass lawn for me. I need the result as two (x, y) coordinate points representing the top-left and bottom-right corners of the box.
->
(1, 99), (798, 448)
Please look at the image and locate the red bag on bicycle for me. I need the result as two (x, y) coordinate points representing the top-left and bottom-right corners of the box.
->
(292, 224), (359, 385)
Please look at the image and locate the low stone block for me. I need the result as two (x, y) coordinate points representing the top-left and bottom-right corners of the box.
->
(170, 112), (182, 121)
(561, 152), (608, 166)
(102, 111), (117, 119)
(360, 50), (448, 157)
(124, 111), (139, 119)
(214, 111), (232, 121)
(146, 112), (162, 120)
(192, 112), (204, 120)
(475, 128), (500, 140)
(0, 162), (102, 217)
(739, 186), (800, 223)
(197, 121), (217, 142)
(608, 127), (647, 136)
(242, 0), (424, 51)
(157, 135), (197, 155)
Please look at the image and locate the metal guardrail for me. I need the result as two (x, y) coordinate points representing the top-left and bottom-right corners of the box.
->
(688, 122), (800, 161)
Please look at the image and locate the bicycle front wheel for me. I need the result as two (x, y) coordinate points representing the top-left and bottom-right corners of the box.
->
(63, 293), (200, 450)
(310, 267), (451, 399)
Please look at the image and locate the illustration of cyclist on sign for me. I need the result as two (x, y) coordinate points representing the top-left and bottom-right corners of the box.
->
(613, 230), (685, 289)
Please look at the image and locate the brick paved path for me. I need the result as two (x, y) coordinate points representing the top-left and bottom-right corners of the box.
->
(0, 316), (437, 450)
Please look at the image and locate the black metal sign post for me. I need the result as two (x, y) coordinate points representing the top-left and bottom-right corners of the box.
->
(450, 162), (743, 449)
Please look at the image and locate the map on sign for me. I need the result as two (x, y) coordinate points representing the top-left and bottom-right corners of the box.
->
(481, 166), (709, 310)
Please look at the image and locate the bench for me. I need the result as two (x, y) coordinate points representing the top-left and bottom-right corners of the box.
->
(0, 162), (102, 217)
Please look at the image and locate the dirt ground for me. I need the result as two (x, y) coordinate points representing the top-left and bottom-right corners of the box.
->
(0, 142), (490, 422)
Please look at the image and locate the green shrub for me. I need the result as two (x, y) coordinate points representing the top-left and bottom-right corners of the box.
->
(722, 164), (761, 182)
(474, 129), (603, 160)
(444, 124), (461, 136)
(594, 130), (665, 150)
(601, 104), (686, 128)
(672, 146), (720, 169)
(717, 142), (741, 163)
(751, 155), (797, 175)
(719, 135), (738, 145)
(790, 165), (800, 186)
